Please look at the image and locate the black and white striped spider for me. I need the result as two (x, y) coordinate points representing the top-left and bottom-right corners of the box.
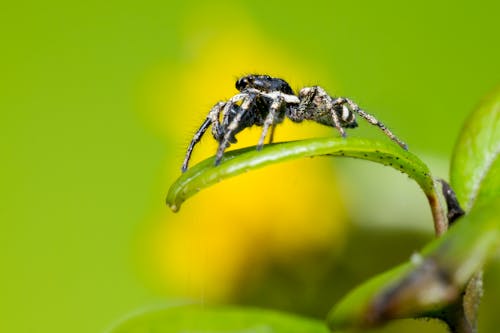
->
(181, 74), (407, 172)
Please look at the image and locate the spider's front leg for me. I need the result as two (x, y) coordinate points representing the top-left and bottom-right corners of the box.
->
(214, 93), (256, 166)
(181, 101), (226, 172)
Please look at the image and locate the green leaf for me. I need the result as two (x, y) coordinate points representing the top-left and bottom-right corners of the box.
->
(108, 304), (328, 333)
(450, 86), (500, 211)
(167, 137), (434, 212)
(327, 199), (500, 331)
(167, 137), (447, 233)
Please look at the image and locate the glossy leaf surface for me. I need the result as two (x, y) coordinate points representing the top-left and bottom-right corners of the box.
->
(450, 87), (500, 211)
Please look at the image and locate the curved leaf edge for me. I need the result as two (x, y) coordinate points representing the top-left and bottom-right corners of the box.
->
(167, 136), (446, 234)
(450, 86), (500, 212)
(167, 137), (436, 210)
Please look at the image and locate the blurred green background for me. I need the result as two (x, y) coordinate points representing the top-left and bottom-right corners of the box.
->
(1, 1), (499, 332)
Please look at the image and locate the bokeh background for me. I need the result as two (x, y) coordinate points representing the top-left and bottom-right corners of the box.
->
(1, 1), (499, 332)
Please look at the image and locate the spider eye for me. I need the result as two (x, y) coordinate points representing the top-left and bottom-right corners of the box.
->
(236, 77), (250, 91)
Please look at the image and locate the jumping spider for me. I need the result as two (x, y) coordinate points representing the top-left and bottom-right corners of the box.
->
(181, 74), (408, 172)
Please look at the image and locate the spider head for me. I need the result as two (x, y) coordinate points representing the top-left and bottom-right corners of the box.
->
(236, 74), (294, 95)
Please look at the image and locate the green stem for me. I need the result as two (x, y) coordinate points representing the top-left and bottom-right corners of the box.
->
(427, 182), (447, 236)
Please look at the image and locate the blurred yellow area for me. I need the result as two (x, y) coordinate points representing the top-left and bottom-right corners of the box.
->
(3, 1), (499, 332)
(147, 158), (347, 300)
(139, 4), (348, 301)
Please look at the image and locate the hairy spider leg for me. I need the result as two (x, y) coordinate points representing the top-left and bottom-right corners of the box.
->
(268, 123), (277, 144)
(219, 89), (261, 135)
(219, 95), (244, 140)
(215, 93), (256, 165)
(181, 101), (226, 172)
(337, 97), (408, 150)
(209, 101), (228, 141)
(256, 95), (284, 150)
(218, 93), (250, 144)
(257, 91), (299, 148)
(181, 118), (210, 172)
(357, 109), (408, 150)
(325, 95), (346, 137)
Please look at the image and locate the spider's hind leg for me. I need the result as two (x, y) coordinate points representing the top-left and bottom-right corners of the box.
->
(330, 104), (347, 138)
(344, 98), (408, 150)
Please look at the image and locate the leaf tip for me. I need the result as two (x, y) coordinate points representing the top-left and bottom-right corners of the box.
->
(166, 194), (181, 212)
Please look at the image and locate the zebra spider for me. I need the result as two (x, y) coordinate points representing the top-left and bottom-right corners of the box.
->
(181, 74), (407, 172)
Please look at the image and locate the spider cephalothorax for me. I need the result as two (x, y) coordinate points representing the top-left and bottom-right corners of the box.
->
(181, 74), (408, 172)
(235, 74), (295, 94)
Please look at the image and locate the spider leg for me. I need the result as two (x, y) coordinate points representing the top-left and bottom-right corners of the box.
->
(341, 98), (408, 150)
(326, 96), (346, 138)
(209, 101), (227, 141)
(215, 93), (255, 165)
(257, 95), (284, 150)
(268, 123), (277, 144)
(357, 109), (408, 149)
(181, 101), (226, 172)
(219, 93), (247, 143)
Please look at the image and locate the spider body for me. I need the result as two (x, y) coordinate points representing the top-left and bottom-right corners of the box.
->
(181, 74), (407, 172)
(291, 86), (359, 130)
(219, 75), (293, 139)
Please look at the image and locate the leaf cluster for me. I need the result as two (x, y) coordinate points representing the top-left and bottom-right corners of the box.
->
(114, 88), (499, 333)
